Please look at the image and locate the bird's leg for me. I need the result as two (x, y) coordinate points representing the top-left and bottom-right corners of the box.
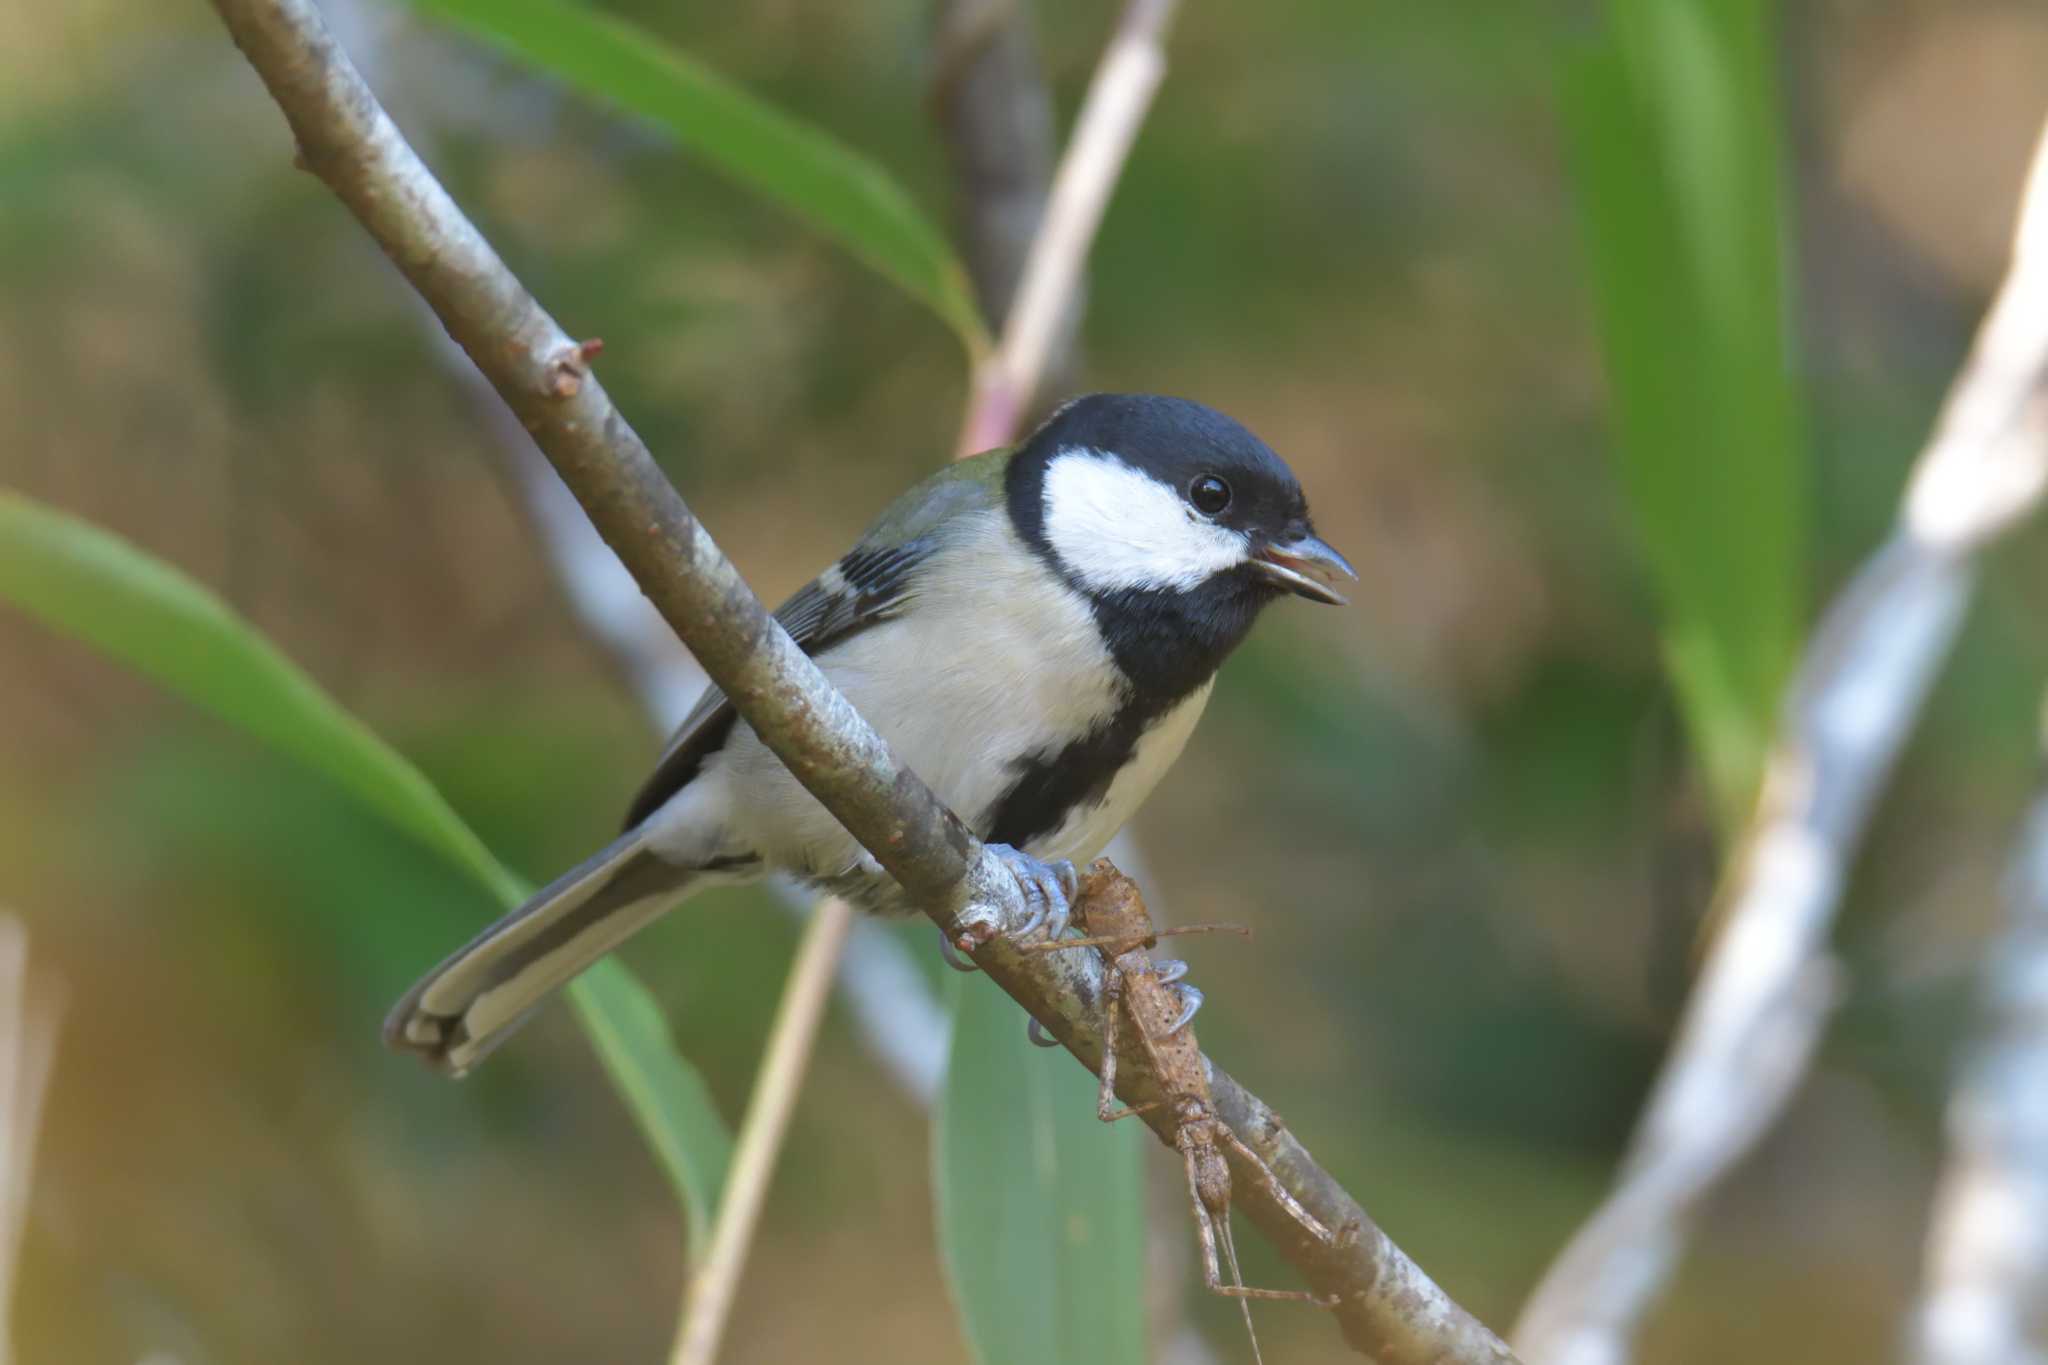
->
(982, 843), (1079, 942)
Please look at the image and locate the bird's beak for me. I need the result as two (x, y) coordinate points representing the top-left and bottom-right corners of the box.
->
(1251, 532), (1357, 605)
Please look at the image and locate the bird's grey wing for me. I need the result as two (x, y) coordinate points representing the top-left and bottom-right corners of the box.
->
(619, 449), (1010, 830)
(619, 536), (941, 830)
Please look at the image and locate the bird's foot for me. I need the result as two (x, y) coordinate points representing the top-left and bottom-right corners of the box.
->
(1169, 983), (1204, 1035)
(945, 843), (1078, 963)
(985, 844), (1079, 942)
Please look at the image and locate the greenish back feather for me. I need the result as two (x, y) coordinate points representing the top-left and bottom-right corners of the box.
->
(857, 447), (1012, 549)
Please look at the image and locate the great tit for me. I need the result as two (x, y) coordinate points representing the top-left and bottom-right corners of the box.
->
(386, 393), (1355, 1073)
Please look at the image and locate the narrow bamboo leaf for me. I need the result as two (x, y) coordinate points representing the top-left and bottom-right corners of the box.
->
(1560, 0), (1804, 828)
(398, 0), (989, 353)
(570, 960), (732, 1250)
(0, 490), (516, 902)
(935, 973), (1145, 1365)
(0, 490), (730, 1243)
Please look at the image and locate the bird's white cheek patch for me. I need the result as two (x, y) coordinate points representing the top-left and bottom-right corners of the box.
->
(1042, 449), (1250, 592)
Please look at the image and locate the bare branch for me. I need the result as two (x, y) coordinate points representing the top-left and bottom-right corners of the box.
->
(0, 915), (61, 1365)
(1514, 118), (2048, 1365)
(955, 0), (1179, 454)
(1916, 745), (2048, 1365)
(205, 2), (1512, 1356)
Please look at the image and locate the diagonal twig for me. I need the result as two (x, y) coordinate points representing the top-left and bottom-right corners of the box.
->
(1514, 118), (2048, 1365)
(205, 2), (1514, 1357)
(953, 0), (1180, 455)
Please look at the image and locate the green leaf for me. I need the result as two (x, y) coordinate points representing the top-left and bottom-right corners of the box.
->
(0, 489), (731, 1245)
(399, 0), (989, 354)
(935, 974), (1145, 1365)
(1560, 0), (1805, 829)
(571, 959), (732, 1250)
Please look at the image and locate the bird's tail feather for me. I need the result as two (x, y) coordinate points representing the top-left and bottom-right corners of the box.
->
(384, 830), (696, 1075)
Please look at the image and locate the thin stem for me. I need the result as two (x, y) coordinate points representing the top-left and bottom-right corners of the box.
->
(672, 896), (855, 1365)
(954, 0), (1181, 455)
(0, 914), (61, 1361)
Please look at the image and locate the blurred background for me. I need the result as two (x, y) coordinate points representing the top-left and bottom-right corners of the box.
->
(4, 1), (2048, 1361)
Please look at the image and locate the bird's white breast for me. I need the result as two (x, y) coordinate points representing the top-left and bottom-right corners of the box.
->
(707, 508), (1138, 879)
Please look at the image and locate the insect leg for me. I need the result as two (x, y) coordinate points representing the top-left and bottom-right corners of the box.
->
(1095, 971), (1160, 1122)
(1220, 1129), (1342, 1262)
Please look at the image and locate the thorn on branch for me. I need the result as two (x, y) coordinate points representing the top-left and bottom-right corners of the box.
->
(544, 337), (605, 398)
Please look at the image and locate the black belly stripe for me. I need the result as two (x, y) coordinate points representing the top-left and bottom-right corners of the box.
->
(983, 693), (1157, 850)
(983, 571), (1275, 851)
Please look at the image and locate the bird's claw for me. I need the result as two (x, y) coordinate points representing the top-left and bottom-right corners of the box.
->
(985, 844), (1078, 943)
(1026, 1016), (1061, 1048)
(1169, 984), (1204, 1034)
(936, 926), (980, 972)
(1153, 958), (1189, 985)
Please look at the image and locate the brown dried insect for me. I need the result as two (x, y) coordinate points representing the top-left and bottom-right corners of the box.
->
(1029, 860), (1335, 1361)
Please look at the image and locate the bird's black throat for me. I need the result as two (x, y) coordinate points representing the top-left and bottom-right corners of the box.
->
(1002, 426), (1278, 701)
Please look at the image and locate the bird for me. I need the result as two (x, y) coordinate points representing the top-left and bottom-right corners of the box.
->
(385, 393), (1355, 1074)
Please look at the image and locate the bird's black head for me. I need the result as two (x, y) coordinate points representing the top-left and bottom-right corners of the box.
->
(1006, 393), (1354, 704)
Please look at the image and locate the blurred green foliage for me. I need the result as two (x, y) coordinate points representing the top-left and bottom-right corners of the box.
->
(403, 0), (989, 352)
(0, 491), (733, 1250)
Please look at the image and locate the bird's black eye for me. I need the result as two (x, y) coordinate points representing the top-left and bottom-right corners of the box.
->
(1189, 475), (1232, 515)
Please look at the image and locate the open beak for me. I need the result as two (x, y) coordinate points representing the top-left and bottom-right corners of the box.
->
(1251, 532), (1357, 605)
